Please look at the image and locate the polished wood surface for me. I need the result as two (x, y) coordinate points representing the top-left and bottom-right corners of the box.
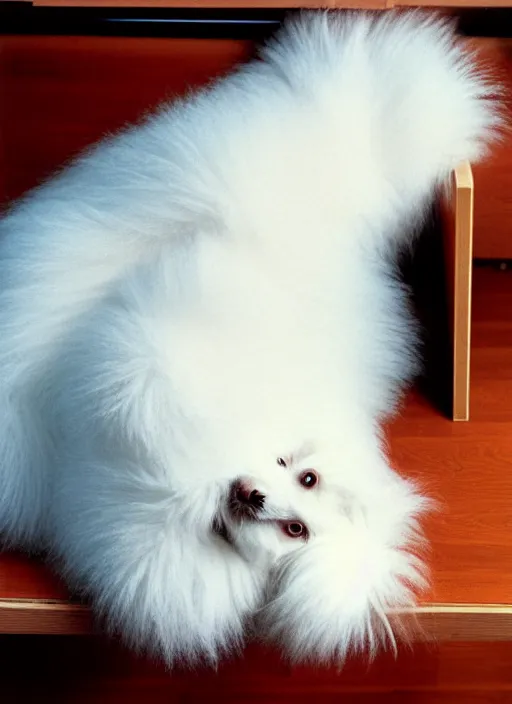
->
(5, 598), (512, 641)
(470, 38), (512, 260)
(24, 0), (512, 8)
(442, 162), (474, 421)
(0, 553), (67, 600)
(0, 35), (254, 206)
(33, 0), (378, 7)
(389, 266), (512, 607)
(0, 601), (92, 635)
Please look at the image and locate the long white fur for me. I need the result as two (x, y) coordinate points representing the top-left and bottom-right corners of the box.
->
(0, 10), (499, 666)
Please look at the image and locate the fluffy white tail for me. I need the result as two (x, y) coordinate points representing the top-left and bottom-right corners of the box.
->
(259, 10), (501, 239)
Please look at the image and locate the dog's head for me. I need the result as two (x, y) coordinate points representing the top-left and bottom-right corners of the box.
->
(215, 443), (429, 662)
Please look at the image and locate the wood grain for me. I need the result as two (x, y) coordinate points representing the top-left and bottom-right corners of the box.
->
(442, 162), (474, 421)
(469, 38), (512, 260)
(0, 35), (254, 205)
(0, 552), (69, 600)
(26, 0), (512, 7)
(393, 0), (512, 5)
(0, 600), (92, 634)
(32, 0), (340, 6)
(416, 604), (512, 642)
(4, 598), (512, 642)
(384, 268), (512, 608)
(32, 0), (341, 7)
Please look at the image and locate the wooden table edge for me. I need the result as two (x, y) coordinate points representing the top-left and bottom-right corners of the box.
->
(0, 598), (93, 635)
(13, 0), (512, 8)
(1, 599), (512, 641)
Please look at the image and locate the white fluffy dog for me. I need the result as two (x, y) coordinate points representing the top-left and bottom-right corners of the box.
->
(0, 10), (499, 666)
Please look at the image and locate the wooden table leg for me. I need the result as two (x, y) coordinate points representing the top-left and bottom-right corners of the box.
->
(442, 161), (474, 422)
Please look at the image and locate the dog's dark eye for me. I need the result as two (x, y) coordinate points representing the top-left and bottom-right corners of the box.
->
(277, 457), (287, 468)
(284, 521), (307, 538)
(299, 470), (318, 489)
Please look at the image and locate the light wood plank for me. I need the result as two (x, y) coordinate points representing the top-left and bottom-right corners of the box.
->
(3, 598), (512, 642)
(442, 162), (474, 422)
(416, 604), (512, 643)
(0, 599), (93, 635)
(29, 0), (512, 7)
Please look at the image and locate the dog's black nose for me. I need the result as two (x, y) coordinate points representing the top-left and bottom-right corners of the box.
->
(235, 484), (266, 511)
(248, 489), (265, 510)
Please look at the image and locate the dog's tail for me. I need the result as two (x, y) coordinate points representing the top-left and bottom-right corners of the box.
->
(261, 9), (504, 247)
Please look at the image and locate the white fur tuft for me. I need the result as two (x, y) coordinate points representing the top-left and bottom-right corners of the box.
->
(260, 488), (429, 663)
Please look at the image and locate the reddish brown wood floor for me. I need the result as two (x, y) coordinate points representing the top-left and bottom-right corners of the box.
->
(390, 265), (512, 606)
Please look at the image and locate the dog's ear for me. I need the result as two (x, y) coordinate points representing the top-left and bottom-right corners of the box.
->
(258, 525), (427, 666)
(96, 520), (265, 666)
(53, 463), (264, 667)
